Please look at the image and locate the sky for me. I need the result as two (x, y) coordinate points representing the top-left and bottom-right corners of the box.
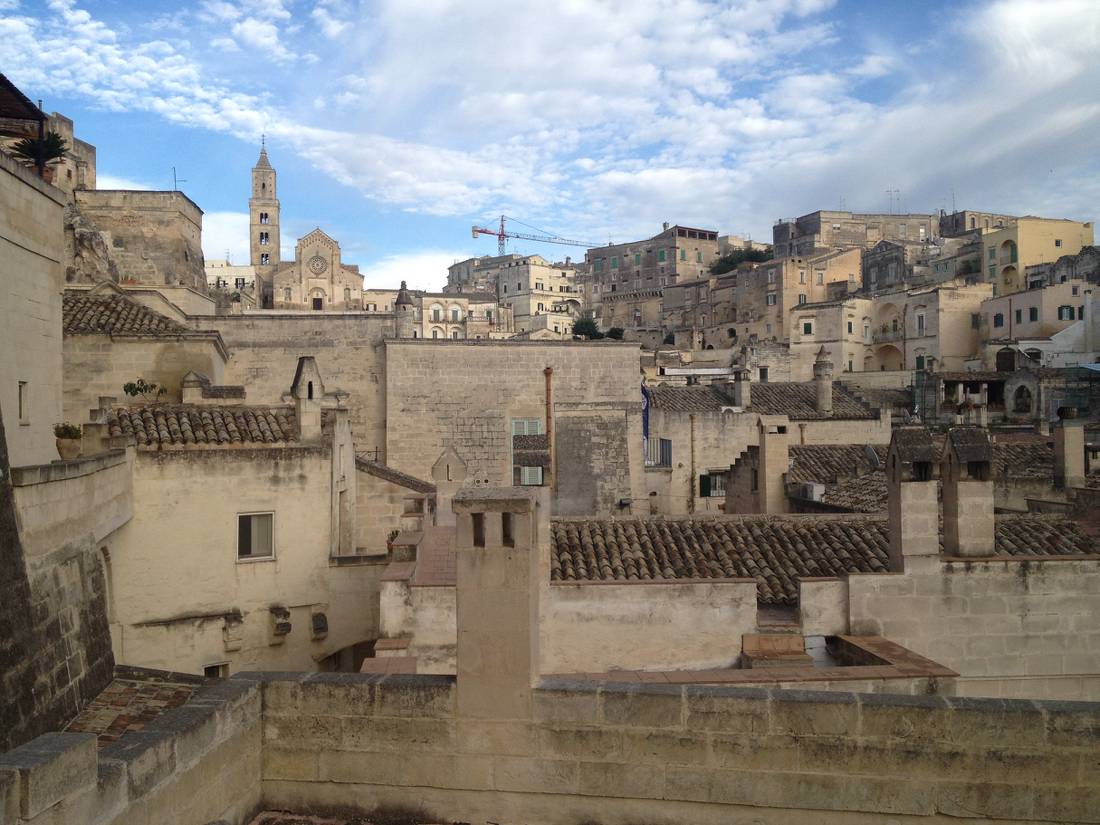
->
(3, 0), (1098, 291)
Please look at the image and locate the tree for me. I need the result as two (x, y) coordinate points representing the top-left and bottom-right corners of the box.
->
(606, 327), (624, 340)
(572, 318), (604, 339)
(710, 248), (771, 276)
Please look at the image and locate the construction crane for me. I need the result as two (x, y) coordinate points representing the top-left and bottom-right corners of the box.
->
(472, 215), (599, 256)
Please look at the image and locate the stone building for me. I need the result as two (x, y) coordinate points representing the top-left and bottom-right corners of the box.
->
(979, 278), (1091, 359)
(445, 252), (525, 293)
(493, 254), (581, 336)
(581, 223), (719, 333)
(1025, 244), (1100, 288)
(981, 216), (1095, 296)
(734, 247), (860, 342)
(939, 209), (1017, 237)
(773, 209), (939, 257)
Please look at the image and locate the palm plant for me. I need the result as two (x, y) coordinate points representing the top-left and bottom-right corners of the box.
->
(9, 130), (69, 174)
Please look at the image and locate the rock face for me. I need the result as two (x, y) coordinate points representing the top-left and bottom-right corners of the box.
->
(63, 202), (118, 285)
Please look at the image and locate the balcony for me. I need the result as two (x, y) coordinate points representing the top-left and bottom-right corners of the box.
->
(872, 327), (904, 344)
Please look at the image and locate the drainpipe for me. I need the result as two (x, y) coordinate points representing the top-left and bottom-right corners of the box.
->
(689, 414), (696, 514)
(1085, 289), (1094, 356)
(543, 367), (555, 495)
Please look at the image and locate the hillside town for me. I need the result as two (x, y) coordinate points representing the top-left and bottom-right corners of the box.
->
(2, 65), (1100, 825)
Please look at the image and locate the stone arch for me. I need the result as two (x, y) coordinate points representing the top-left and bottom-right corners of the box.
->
(1013, 384), (1033, 415)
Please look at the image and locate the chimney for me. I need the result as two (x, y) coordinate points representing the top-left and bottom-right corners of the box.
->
(453, 487), (547, 721)
(885, 427), (940, 571)
(813, 345), (833, 415)
(663, 221), (670, 231)
(757, 414), (789, 514)
(941, 427), (994, 557)
(289, 356), (324, 441)
(1054, 407), (1086, 489)
(732, 365), (751, 408)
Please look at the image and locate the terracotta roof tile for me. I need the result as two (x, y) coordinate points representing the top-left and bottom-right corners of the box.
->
(63, 291), (193, 337)
(550, 515), (1096, 605)
(108, 405), (297, 447)
(356, 457), (436, 494)
(648, 382), (877, 419)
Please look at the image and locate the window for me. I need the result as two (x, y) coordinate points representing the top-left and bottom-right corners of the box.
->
(917, 313), (925, 334)
(898, 223), (907, 238)
(1072, 286), (1079, 296)
(1057, 305), (1074, 321)
(283, 288), (292, 302)
(696, 251), (703, 263)
(750, 469), (758, 491)
(486, 310), (492, 323)
(259, 232), (269, 245)
(1079, 306), (1085, 320)
(766, 294), (777, 306)
(1029, 307), (1038, 322)
(634, 253), (641, 266)
(259, 212), (269, 224)
(847, 321), (853, 334)
(993, 312), (1004, 328)
(658, 249), (666, 263)
(698, 471), (726, 498)
(988, 247), (996, 262)
(916, 355), (925, 369)
(237, 513), (274, 560)
(451, 308), (460, 322)
(595, 259), (604, 272)
(799, 270), (806, 284)
(512, 418), (542, 436)
(1015, 309), (1022, 324)
(502, 284), (507, 293)
(204, 663), (229, 679)
(767, 270), (776, 284)
(680, 248), (687, 261)
(848, 359), (853, 372)
(261, 253), (270, 265)
(17, 381), (29, 425)
(452, 330), (460, 339)
(472, 513), (485, 547)
(432, 307), (441, 321)
(312, 297), (323, 311)
(816, 271), (824, 285)
(798, 294), (807, 304)
(516, 466), (543, 486)
(802, 321), (813, 335)
(1055, 239), (1062, 248)
(344, 288), (351, 304)
(431, 328), (440, 339)
(502, 512), (514, 547)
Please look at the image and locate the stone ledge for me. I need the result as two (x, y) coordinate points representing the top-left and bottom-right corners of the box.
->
(0, 732), (97, 819)
(9, 449), (127, 487)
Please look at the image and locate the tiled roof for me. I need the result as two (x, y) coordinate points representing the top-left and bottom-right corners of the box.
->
(648, 382), (877, 419)
(356, 457), (436, 494)
(550, 515), (1097, 605)
(108, 405), (297, 447)
(788, 445), (884, 484)
(994, 441), (1054, 480)
(819, 475), (889, 513)
(63, 291), (193, 337)
(946, 427), (992, 463)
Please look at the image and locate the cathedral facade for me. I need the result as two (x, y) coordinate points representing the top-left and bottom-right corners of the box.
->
(248, 145), (364, 310)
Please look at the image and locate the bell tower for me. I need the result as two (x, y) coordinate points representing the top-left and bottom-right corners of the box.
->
(249, 139), (280, 272)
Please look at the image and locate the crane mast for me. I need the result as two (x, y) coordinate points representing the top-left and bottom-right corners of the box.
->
(471, 215), (596, 256)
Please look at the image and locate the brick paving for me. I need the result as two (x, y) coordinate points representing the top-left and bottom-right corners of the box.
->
(64, 672), (200, 748)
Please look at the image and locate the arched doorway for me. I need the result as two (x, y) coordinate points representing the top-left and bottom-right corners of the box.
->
(310, 288), (326, 311)
(996, 347), (1016, 372)
(1013, 385), (1033, 415)
(874, 344), (903, 371)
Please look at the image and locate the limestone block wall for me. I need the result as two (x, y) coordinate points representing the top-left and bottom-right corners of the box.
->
(108, 448), (381, 675)
(0, 151), (66, 468)
(201, 313), (393, 453)
(1, 425), (122, 752)
(848, 555), (1100, 700)
(259, 672), (1100, 824)
(540, 580), (758, 673)
(0, 678), (261, 825)
(62, 336), (227, 425)
(355, 469), (430, 556)
(379, 580), (456, 674)
(73, 190), (206, 292)
(384, 340), (644, 516)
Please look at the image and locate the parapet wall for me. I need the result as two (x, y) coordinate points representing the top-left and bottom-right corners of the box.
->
(259, 672), (1100, 825)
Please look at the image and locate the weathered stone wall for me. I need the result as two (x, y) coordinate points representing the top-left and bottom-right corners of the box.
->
(849, 555), (1100, 700)
(259, 672), (1100, 824)
(0, 151), (66, 468)
(379, 581), (456, 673)
(0, 413), (116, 753)
(109, 447), (382, 675)
(62, 335), (227, 425)
(199, 313), (394, 454)
(384, 340), (645, 516)
(355, 468), (431, 556)
(0, 677), (261, 825)
(540, 580), (757, 673)
(73, 190), (206, 292)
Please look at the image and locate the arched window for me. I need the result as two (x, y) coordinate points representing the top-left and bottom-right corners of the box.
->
(431, 328), (442, 339)
(452, 330), (460, 339)
(1013, 385), (1032, 414)
(450, 305), (461, 322)
(431, 304), (442, 322)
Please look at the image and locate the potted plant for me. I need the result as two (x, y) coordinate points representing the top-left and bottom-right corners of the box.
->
(54, 423), (82, 460)
(122, 378), (166, 403)
(386, 529), (400, 553)
(10, 130), (69, 182)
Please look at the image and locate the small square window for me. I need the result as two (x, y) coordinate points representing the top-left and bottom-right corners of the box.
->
(1055, 239), (1062, 247)
(204, 663), (229, 679)
(237, 513), (274, 560)
(802, 322), (813, 334)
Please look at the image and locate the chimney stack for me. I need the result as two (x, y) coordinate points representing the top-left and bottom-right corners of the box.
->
(757, 415), (789, 514)
(1054, 407), (1086, 489)
(732, 364), (751, 408)
(289, 356), (324, 441)
(941, 427), (994, 557)
(813, 345), (833, 415)
(886, 427), (940, 571)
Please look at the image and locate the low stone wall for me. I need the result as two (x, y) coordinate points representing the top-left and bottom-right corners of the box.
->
(0, 678), (261, 825)
(541, 580), (757, 673)
(259, 672), (1100, 824)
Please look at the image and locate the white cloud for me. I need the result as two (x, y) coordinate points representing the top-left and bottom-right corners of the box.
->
(359, 250), (469, 292)
(96, 172), (152, 190)
(231, 17), (292, 61)
(311, 7), (348, 38)
(200, 211), (250, 265)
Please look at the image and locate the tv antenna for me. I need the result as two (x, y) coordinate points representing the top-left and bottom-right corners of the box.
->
(172, 166), (186, 191)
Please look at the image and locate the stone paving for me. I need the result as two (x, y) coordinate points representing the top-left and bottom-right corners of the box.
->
(64, 669), (201, 747)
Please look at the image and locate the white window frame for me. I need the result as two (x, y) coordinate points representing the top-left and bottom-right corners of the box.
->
(236, 511), (275, 562)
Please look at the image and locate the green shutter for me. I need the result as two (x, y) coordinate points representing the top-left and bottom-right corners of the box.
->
(699, 474), (711, 497)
